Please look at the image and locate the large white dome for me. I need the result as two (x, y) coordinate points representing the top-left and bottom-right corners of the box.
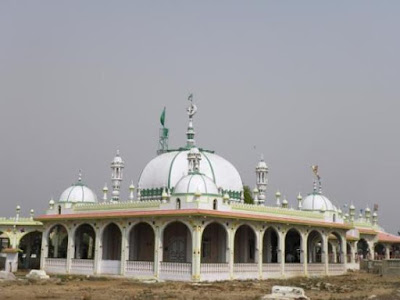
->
(174, 173), (219, 196)
(59, 183), (98, 203)
(138, 149), (243, 198)
(301, 192), (337, 212)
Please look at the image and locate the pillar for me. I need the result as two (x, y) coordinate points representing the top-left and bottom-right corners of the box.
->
(66, 228), (73, 273)
(154, 224), (162, 279)
(120, 226), (128, 275)
(93, 227), (101, 274)
(278, 230), (285, 276)
(385, 244), (391, 260)
(257, 229), (262, 279)
(322, 234), (329, 275)
(228, 226), (235, 279)
(40, 229), (48, 270)
(192, 224), (202, 281)
(301, 232), (308, 276)
(341, 236), (347, 264)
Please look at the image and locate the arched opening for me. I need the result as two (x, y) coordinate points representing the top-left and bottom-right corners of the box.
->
(307, 230), (323, 263)
(129, 222), (155, 261)
(74, 224), (95, 259)
(213, 199), (218, 210)
(19, 231), (42, 269)
(0, 231), (10, 251)
(0, 231), (10, 270)
(58, 205), (61, 215)
(328, 232), (343, 263)
(176, 199), (181, 209)
(374, 243), (386, 260)
(102, 223), (122, 260)
(262, 227), (279, 263)
(163, 222), (192, 263)
(285, 229), (301, 263)
(48, 224), (68, 258)
(234, 225), (256, 263)
(201, 222), (227, 263)
(357, 238), (369, 260)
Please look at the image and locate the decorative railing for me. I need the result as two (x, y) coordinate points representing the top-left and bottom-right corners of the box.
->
(201, 263), (229, 273)
(126, 261), (154, 274)
(231, 203), (325, 220)
(74, 200), (161, 211)
(71, 259), (94, 274)
(45, 258), (67, 272)
(233, 263), (259, 279)
(160, 262), (192, 281)
(308, 263), (325, 275)
(285, 263), (304, 273)
(328, 263), (346, 275)
(262, 263), (281, 278)
(101, 260), (121, 274)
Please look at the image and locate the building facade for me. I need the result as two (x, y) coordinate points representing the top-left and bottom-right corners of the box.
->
(22, 97), (400, 281)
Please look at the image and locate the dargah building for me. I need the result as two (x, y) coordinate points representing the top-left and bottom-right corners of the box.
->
(2, 96), (400, 281)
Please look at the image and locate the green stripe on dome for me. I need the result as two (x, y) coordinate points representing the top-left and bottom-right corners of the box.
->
(201, 151), (216, 183)
(200, 174), (208, 194)
(187, 174), (195, 193)
(167, 151), (182, 189)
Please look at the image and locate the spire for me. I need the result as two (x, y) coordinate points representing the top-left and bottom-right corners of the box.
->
(187, 147), (201, 173)
(78, 169), (82, 183)
(255, 154), (268, 205)
(186, 93), (197, 148)
(129, 181), (135, 201)
(111, 149), (124, 201)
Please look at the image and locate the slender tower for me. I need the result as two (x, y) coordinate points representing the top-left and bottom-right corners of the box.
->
(255, 154), (268, 205)
(111, 150), (124, 201)
(186, 94), (197, 148)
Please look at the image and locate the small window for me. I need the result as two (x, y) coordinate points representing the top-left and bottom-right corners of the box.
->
(213, 199), (218, 210)
(333, 214), (336, 222)
(176, 199), (181, 210)
(58, 205), (62, 215)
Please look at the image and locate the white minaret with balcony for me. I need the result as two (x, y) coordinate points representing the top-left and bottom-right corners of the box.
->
(255, 154), (268, 205)
(111, 150), (124, 201)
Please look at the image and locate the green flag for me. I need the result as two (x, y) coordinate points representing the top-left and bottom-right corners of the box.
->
(160, 107), (166, 127)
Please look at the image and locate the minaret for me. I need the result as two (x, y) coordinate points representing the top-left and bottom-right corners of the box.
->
(111, 150), (124, 201)
(275, 191), (281, 207)
(158, 107), (169, 155)
(297, 193), (303, 209)
(102, 183), (108, 202)
(129, 181), (135, 201)
(186, 94), (197, 148)
(255, 154), (268, 205)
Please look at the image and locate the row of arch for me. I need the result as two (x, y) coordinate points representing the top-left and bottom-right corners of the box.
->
(47, 221), (346, 264)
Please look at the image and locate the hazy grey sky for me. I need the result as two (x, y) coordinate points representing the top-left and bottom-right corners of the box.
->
(1, 1), (399, 233)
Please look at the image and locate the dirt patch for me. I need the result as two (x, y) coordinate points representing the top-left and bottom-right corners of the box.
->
(0, 271), (399, 300)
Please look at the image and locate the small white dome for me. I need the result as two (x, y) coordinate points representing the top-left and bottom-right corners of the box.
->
(301, 193), (337, 212)
(59, 183), (98, 203)
(173, 173), (219, 196)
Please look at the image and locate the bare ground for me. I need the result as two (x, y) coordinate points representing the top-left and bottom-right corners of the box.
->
(0, 271), (399, 300)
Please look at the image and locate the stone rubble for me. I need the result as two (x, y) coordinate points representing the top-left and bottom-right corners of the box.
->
(26, 269), (50, 280)
(261, 285), (310, 300)
(0, 271), (16, 281)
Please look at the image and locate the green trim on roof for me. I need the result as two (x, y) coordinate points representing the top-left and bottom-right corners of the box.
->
(167, 151), (181, 189)
(201, 151), (216, 184)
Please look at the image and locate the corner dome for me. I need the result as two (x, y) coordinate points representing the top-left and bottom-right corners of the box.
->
(301, 192), (337, 212)
(59, 181), (98, 203)
(138, 149), (243, 197)
(173, 173), (219, 196)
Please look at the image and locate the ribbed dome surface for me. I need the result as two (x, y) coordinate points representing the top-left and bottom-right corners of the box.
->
(138, 150), (243, 193)
(301, 192), (337, 212)
(173, 173), (219, 195)
(59, 183), (98, 203)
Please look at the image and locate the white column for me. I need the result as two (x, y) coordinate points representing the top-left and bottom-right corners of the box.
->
(228, 227), (235, 279)
(385, 244), (391, 260)
(120, 226), (128, 275)
(322, 234), (329, 275)
(40, 230), (48, 270)
(192, 225), (202, 281)
(301, 232), (308, 276)
(257, 229), (262, 279)
(66, 228), (74, 273)
(94, 227), (101, 274)
(341, 235), (347, 264)
(278, 230), (285, 277)
(154, 225), (162, 279)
